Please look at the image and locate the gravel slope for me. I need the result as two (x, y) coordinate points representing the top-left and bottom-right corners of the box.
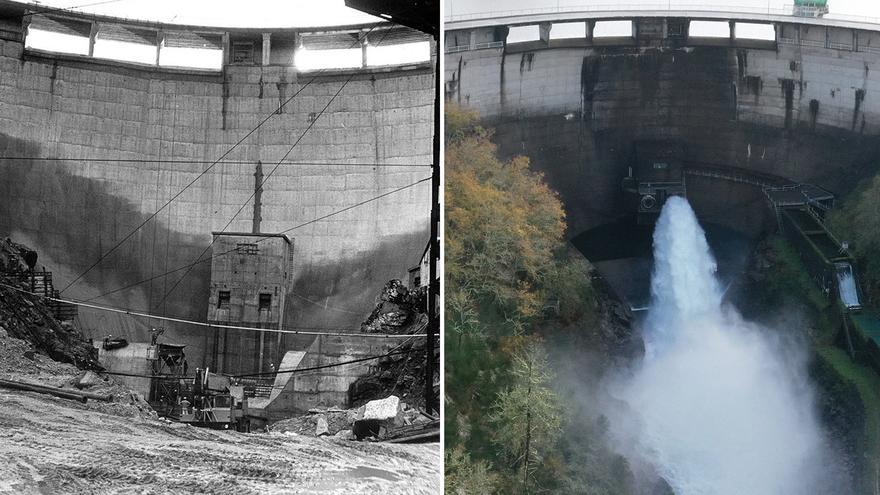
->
(0, 388), (441, 494)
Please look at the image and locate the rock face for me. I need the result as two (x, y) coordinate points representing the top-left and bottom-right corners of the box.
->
(360, 280), (427, 334)
(589, 270), (644, 363)
(350, 279), (439, 411)
(0, 239), (101, 370)
(348, 336), (438, 411)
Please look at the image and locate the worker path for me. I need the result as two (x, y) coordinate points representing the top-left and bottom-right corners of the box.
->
(0, 389), (441, 494)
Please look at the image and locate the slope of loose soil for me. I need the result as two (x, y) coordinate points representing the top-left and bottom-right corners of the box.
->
(0, 387), (441, 494)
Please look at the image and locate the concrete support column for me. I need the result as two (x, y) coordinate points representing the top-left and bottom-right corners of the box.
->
(155, 30), (164, 66)
(361, 34), (368, 68)
(586, 20), (594, 42)
(825, 26), (830, 49)
(21, 15), (30, 42)
(88, 22), (98, 57)
(854, 29), (859, 52)
(468, 29), (476, 49)
(261, 32), (271, 66)
(729, 21), (736, 42)
(539, 22), (551, 44)
(291, 32), (300, 70)
(222, 32), (230, 66)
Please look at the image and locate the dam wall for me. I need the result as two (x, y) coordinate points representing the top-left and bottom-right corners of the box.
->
(445, 17), (880, 238)
(0, 8), (435, 367)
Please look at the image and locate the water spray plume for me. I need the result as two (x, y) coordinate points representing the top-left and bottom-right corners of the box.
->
(612, 196), (834, 495)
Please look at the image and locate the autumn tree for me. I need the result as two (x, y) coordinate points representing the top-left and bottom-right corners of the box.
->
(445, 103), (567, 327)
(445, 103), (596, 493)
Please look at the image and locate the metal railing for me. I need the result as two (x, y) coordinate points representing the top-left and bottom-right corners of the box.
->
(446, 3), (880, 28)
(445, 41), (504, 53)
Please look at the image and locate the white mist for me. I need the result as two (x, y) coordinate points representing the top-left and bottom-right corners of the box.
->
(614, 196), (827, 495)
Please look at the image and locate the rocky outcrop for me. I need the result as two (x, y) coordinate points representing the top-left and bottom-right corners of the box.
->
(348, 335), (438, 411)
(589, 270), (645, 362)
(0, 238), (100, 370)
(350, 280), (438, 411)
(360, 280), (428, 334)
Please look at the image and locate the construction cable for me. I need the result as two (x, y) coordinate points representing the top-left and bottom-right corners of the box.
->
(0, 281), (428, 338)
(0, 157), (431, 167)
(57, 22), (390, 295)
(83, 176), (429, 303)
(94, 344), (432, 380)
(150, 25), (402, 310)
(24, 0), (126, 17)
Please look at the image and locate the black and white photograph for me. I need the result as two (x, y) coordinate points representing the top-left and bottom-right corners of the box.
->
(0, 0), (439, 492)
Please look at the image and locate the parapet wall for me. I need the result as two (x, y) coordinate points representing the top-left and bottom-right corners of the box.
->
(0, 8), (435, 367)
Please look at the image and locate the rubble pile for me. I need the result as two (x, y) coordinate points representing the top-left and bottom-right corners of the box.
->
(0, 238), (100, 370)
(0, 329), (156, 419)
(270, 395), (437, 442)
(0, 237), (155, 419)
(360, 280), (427, 334)
(348, 336), (439, 410)
(351, 279), (439, 411)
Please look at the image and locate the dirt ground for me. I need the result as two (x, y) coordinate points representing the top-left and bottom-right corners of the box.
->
(0, 387), (441, 494)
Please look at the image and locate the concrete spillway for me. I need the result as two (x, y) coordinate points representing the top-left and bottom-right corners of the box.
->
(837, 263), (862, 310)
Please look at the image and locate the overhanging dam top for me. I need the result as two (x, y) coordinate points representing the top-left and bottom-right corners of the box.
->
(445, 4), (880, 32)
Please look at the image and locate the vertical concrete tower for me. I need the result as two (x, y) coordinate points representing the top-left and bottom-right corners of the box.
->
(206, 232), (293, 375)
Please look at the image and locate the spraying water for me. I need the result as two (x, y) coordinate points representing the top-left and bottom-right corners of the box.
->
(837, 264), (861, 309)
(613, 196), (829, 495)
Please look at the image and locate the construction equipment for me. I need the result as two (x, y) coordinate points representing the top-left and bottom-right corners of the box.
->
(167, 368), (247, 430)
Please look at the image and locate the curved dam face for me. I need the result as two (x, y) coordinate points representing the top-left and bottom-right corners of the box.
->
(0, 16), (434, 366)
(446, 19), (880, 240)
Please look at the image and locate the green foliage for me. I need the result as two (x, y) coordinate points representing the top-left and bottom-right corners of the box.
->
(444, 103), (603, 492)
(489, 339), (563, 490)
(445, 102), (568, 327)
(445, 444), (498, 495)
(758, 235), (879, 493)
(828, 175), (880, 307)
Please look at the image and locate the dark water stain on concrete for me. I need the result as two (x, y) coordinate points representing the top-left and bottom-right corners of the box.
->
(0, 133), (430, 369)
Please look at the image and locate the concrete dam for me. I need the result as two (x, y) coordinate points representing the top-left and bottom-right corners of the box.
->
(0, 1), (435, 370)
(445, 10), (880, 248)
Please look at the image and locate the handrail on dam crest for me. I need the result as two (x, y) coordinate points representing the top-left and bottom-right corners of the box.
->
(445, 2), (880, 30)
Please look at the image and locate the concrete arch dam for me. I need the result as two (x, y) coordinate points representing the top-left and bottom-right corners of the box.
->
(445, 12), (880, 243)
(0, 2), (435, 368)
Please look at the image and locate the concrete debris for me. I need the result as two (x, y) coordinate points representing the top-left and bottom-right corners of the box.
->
(351, 280), (439, 411)
(75, 370), (104, 389)
(315, 414), (330, 436)
(348, 336), (439, 411)
(362, 395), (402, 423)
(269, 399), (435, 442)
(334, 429), (354, 440)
